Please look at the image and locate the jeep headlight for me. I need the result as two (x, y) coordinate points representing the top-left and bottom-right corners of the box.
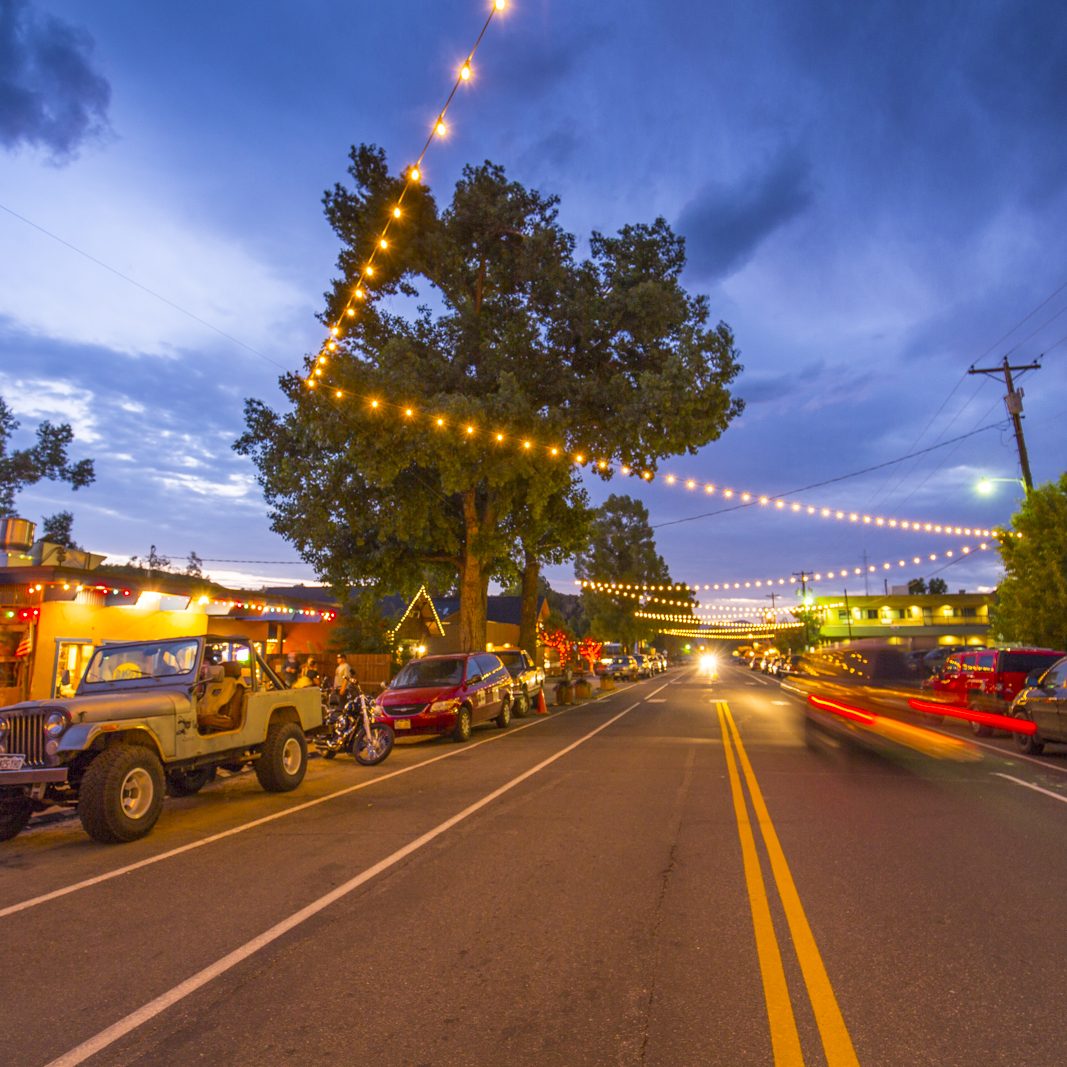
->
(44, 710), (69, 738)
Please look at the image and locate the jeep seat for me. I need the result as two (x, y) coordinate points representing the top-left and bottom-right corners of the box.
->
(197, 664), (244, 732)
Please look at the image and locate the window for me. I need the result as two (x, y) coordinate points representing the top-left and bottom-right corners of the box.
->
(838, 610), (849, 622)
(867, 609), (879, 620)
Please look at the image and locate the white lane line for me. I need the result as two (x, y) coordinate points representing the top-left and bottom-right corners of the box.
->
(1, 707), (571, 922)
(994, 773), (1067, 805)
(646, 698), (667, 703)
(45, 703), (641, 1067)
(643, 679), (673, 700)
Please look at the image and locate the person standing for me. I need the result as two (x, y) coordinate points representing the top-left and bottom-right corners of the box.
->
(281, 652), (300, 687)
(333, 653), (354, 698)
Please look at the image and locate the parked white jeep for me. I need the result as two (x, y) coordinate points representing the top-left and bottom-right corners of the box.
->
(0, 635), (322, 844)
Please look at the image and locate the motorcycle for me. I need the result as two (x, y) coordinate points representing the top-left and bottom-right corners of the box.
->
(315, 685), (395, 765)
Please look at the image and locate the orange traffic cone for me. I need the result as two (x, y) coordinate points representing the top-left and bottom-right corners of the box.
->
(535, 688), (549, 715)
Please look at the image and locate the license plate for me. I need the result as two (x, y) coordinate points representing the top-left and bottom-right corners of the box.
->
(0, 754), (26, 771)
(394, 719), (411, 730)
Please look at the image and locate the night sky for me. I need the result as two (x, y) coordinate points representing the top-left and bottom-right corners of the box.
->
(3, 0), (1065, 606)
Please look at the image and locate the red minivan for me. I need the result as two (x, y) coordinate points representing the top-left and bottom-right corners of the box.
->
(374, 653), (513, 742)
(931, 647), (1066, 736)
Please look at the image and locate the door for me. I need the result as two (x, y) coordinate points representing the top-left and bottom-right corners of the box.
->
(1038, 660), (1067, 740)
(471, 655), (502, 723)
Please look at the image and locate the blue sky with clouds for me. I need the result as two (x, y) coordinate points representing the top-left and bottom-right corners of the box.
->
(2, 0), (1065, 603)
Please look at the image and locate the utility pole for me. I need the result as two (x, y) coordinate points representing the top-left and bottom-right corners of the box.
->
(843, 588), (853, 640)
(861, 550), (870, 595)
(792, 571), (814, 648)
(968, 356), (1039, 494)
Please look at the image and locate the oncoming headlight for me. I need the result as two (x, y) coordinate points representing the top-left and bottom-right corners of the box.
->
(699, 654), (719, 674)
(44, 710), (70, 738)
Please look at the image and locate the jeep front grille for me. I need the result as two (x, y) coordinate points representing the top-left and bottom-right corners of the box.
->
(1, 711), (48, 767)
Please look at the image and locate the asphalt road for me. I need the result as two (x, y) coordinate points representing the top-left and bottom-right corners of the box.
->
(4, 665), (1067, 1066)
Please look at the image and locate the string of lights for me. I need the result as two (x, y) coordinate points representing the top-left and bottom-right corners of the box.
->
(305, 0), (508, 389)
(312, 391), (996, 538)
(577, 540), (993, 597)
(635, 609), (793, 623)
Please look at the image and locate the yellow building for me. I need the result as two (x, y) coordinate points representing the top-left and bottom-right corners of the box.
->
(812, 591), (992, 647)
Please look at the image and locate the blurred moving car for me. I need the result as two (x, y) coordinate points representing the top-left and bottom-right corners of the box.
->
(374, 653), (512, 742)
(1010, 656), (1067, 755)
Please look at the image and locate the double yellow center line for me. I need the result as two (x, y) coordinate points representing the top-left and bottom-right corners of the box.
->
(716, 700), (860, 1067)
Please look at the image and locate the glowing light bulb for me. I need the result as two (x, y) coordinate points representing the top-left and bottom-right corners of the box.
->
(365, 265), (375, 276)
(435, 119), (448, 137)
(346, 308), (355, 317)
(494, 0), (506, 10)
(460, 62), (472, 81)
(371, 400), (380, 409)
(404, 408), (413, 417)
(327, 341), (337, 351)
(392, 206), (401, 219)
(379, 238), (389, 250)
(335, 390), (343, 399)
(550, 447), (559, 456)
(523, 440), (532, 450)
(436, 417), (445, 427)
(466, 425), (475, 435)
(354, 288), (365, 300)
(409, 166), (421, 183)
(496, 433), (504, 442)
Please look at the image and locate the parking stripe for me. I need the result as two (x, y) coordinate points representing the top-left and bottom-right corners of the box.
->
(1, 704), (571, 921)
(44, 702), (640, 1067)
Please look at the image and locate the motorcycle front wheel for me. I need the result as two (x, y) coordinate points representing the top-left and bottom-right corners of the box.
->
(353, 722), (395, 766)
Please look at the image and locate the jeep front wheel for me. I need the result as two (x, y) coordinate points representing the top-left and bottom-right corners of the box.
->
(0, 796), (33, 842)
(255, 722), (307, 792)
(78, 745), (165, 844)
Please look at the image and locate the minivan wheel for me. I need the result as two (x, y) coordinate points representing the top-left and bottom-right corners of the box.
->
(496, 698), (512, 729)
(452, 705), (472, 743)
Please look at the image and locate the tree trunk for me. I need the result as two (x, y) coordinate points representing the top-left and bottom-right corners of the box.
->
(457, 490), (489, 652)
(519, 549), (540, 659)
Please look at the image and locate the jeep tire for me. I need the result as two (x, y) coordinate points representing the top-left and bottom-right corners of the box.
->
(78, 744), (165, 844)
(254, 722), (307, 792)
(0, 796), (33, 842)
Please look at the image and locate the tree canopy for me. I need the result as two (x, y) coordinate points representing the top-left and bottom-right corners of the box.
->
(238, 148), (741, 650)
(0, 396), (95, 519)
(991, 474), (1067, 649)
(574, 494), (691, 647)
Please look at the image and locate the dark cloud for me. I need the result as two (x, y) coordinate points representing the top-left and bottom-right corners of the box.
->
(677, 148), (814, 281)
(0, 0), (111, 160)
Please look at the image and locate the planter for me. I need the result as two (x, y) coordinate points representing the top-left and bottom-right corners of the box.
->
(573, 679), (593, 701)
(554, 682), (574, 706)
(599, 676), (616, 692)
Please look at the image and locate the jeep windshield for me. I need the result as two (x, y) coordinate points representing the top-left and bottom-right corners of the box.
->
(83, 639), (200, 684)
(390, 658), (465, 688)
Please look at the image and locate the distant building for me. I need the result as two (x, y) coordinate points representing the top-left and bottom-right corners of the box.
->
(812, 591), (993, 648)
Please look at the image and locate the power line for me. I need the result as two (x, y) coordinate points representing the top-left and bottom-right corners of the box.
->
(653, 420), (1008, 529)
(0, 200), (287, 371)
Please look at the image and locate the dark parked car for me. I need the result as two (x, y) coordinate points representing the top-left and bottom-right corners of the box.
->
(374, 653), (512, 742)
(606, 656), (639, 681)
(1010, 656), (1067, 755)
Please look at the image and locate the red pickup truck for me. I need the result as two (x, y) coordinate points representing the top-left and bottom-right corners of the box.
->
(929, 647), (1066, 735)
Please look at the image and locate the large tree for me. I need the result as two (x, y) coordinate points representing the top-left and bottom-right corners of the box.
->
(238, 148), (741, 650)
(0, 396), (95, 519)
(991, 474), (1067, 648)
